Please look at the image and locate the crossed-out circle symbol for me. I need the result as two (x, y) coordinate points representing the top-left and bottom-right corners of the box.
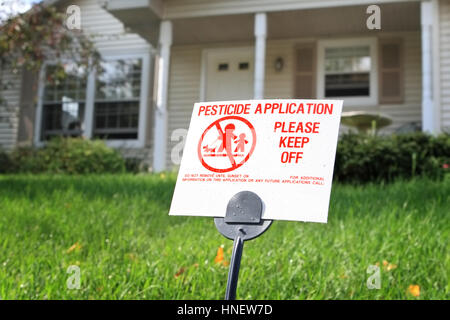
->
(198, 116), (257, 173)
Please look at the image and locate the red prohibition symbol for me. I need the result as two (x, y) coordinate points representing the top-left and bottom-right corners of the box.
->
(198, 116), (257, 173)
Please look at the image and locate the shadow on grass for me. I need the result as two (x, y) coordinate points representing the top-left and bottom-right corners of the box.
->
(0, 174), (176, 208)
(0, 174), (197, 237)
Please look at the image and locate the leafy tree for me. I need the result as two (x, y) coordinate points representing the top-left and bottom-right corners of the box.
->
(0, 0), (99, 134)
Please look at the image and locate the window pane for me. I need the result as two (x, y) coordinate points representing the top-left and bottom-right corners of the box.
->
(43, 63), (87, 102)
(93, 101), (139, 140)
(41, 102), (85, 140)
(325, 73), (369, 97)
(41, 63), (87, 140)
(96, 59), (142, 100)
(218, 63), (228, 71)
(324, 45), (371, 97)
(94, 58), (142, 140)
(325, 46), (370, 73)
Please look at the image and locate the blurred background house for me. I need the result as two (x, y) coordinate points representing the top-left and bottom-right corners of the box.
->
(1, 0), (449, 171)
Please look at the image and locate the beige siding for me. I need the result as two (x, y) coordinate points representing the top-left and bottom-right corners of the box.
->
(67, 0), (150, 53)
(0, 68), (21, 151)
(163, 0), (419, 19)
(166, 46), (202, 166)
(378, 32), (422, 133)
(265, 40), (297, 99)
(440, 0), (450, 131)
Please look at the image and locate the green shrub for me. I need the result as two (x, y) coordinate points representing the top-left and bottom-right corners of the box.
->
(9, 146), (43, 173)
(124, 157), (149, 173)
(0, 149), (13, 173)
(3, 134), (449, 180)
(10, 138), (125, 174)
(334, 132), (450, 183)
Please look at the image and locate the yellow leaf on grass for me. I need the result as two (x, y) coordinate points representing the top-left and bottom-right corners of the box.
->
(174, 267), (185, 279)
(66, 242), (82, 254)
(382, 260), (397, 271)
(214, 247), (224, 264)
(407, 284), (420, 297)
(214, 246), (229, 266)
(386, 263), (397, 271)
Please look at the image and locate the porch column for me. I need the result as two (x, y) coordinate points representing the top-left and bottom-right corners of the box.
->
(420, 1), (435, 133)
(153, 20), (172, 172)
(254, 13), (267, 99)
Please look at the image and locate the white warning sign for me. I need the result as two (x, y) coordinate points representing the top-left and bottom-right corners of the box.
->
(169, 99), (343, 223)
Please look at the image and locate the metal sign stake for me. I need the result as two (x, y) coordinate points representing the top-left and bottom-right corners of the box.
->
(214, 191), (272, 300)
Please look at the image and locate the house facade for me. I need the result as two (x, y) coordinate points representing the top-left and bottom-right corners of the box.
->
(1, 0), (449, 171)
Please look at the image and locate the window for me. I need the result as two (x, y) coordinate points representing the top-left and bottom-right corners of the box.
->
(317, 38), (378, 106)
(218, 63), (229, 71)
(41, 64), (87, 140)
(93, 58), (142, 140)
(238, 62), (249, 70)
(324, 46), (371, 97)
(36, 52), (150, 147)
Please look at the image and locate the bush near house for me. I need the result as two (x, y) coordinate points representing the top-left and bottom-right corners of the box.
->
(0, 149), (13, 173)
(1, 133), (449, 178)
(334, 132), (450, 183)
(6, 138), (125, 174)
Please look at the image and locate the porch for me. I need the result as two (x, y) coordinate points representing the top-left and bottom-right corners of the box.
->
(107, 0), (441, 171)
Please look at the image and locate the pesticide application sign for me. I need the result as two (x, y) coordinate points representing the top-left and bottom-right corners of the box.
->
(169, 99), (343, 223)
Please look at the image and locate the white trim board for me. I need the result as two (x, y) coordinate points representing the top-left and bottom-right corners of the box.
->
(163, 0), (421, 20)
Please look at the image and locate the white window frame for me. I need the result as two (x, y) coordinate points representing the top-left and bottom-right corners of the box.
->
(316, 38), (378, 107)
(34, 61), (90, 147)
(93, 52), (150, 148)
(34, 50), (151, 148)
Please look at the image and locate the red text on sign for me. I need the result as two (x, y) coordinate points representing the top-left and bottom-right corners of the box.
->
(279, 136), (310, 148)
(281, 151), (303, 163)
(273, 121), (320, 134)
(198, 104), (251, 116)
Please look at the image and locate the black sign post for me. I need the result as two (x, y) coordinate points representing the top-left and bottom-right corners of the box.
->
(214, 191), (272, 300)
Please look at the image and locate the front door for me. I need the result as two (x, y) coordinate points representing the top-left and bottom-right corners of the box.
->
(205, 48), (254, 101)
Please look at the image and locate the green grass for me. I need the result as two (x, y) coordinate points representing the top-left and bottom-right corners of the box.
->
(0, 174), (448, 300)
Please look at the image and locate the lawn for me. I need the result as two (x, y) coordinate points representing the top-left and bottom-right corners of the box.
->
(0, 174), (448, 300)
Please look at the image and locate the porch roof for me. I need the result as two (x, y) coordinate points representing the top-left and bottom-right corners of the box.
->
(106, 1), (420, 46)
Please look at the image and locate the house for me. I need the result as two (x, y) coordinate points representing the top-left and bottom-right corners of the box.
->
(1, 0), (449, 172)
